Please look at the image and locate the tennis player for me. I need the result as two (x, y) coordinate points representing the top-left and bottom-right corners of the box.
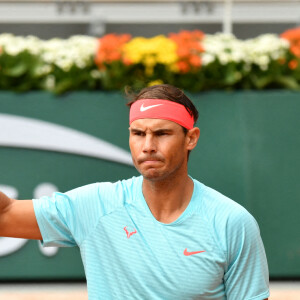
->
(0, 84), (269, 299)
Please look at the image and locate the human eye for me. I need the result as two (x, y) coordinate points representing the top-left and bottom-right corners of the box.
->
(156, 130), (171, 136)
(132, 130), (144, 136)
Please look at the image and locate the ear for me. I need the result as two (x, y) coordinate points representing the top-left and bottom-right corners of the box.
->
(186, 127), (200, 151)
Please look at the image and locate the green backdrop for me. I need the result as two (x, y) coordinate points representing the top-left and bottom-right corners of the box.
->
(0, 90), (299, 279)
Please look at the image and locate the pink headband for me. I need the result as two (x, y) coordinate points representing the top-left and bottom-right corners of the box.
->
(129, 99), (194, 130)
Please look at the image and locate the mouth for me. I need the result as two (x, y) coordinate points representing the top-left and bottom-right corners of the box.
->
(138, 158), (163, 165)
(141, 159), (161, 164)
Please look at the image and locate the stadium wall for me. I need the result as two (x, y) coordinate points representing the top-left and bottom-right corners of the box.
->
(0, 90), (299, 279)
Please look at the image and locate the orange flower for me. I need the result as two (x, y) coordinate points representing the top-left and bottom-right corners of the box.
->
(177, 61), (190, 73)
(177, 47), (190, 57)
(281, 27), (300, 58)
(169, 30), (205, 73)
(189, 55), (202, 67)
(95, 33), (132, 69)
(281, 27), (300, 41)
(122, 57), (132, 66)
(288, 59), (298, 70)
(291, 45), (300, 57)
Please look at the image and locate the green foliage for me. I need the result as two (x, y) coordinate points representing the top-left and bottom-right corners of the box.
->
(0, 49), (45, 91)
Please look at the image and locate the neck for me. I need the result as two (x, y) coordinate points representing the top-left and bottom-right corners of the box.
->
(142, 173), (194, 224)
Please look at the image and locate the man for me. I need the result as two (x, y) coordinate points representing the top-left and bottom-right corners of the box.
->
(0, 84), (269, 299)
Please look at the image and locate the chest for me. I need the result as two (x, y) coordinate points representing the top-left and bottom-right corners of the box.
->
(81, 206), (226, 299)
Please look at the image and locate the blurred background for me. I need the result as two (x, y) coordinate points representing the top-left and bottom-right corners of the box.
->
(0, 0), (299, 39)
(0, 1), (300, 299)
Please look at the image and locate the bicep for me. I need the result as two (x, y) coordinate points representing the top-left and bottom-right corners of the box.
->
(0, 199), (42, 240)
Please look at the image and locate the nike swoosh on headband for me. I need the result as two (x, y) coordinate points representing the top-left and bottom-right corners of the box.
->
(140, 103), (163, 112)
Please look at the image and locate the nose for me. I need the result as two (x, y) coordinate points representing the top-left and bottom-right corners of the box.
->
(142, 134), (156, 154)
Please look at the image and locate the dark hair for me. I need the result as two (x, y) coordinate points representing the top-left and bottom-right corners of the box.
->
(126, 84), (198, 132)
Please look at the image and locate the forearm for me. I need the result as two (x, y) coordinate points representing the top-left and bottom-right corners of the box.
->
(0, 193), (41, 239)
(0, 191), (14, 236)
(0, 191), (13, 215)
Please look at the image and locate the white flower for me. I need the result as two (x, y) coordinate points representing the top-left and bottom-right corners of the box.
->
(0, 34), (43, 56)
(35, 65), (52, 76)
(218, 53), (230, 65)
(55, 58), (73, 72)
(90, 69), (101, 79)
(201, 33), (248, 65)
(44, 75), (56, 90)
(201, 32), (290, 72)
(40, 35), (98, 71)
(244, 34), (289, 69)
(42, 52), (56, 63)
(201, 53), (215, 65)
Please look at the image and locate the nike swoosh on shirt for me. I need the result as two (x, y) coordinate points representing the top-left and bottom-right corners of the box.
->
(140, 103), (163, 112)
(183, 248), (205, 256)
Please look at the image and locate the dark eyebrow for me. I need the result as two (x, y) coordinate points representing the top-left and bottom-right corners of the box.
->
(154, 128), (173, 132)
(129, 128), (173, 134)
(153, 129), (173, 134)
(129, 128), (144, 133)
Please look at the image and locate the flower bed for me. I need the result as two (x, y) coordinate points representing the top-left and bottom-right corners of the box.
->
(0, 28), (299, 93)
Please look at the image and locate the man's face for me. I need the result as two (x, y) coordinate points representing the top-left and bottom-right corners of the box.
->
(129, 118), (190, 181)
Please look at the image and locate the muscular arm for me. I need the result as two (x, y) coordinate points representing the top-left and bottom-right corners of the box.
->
(0, 191), (42, 240)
